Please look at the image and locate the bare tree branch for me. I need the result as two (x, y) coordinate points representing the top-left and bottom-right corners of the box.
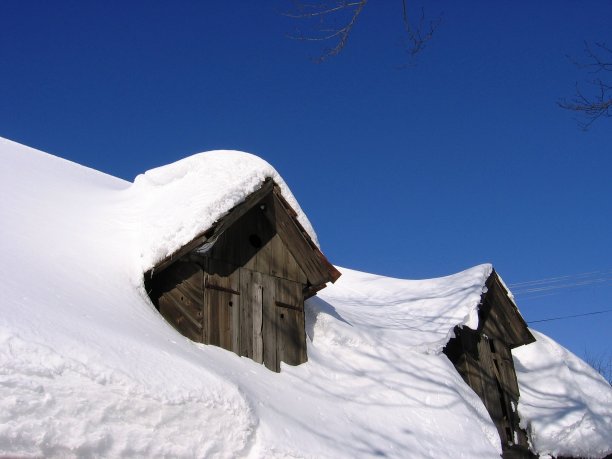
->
(284, 0), (440, 64)
(284, 0), (367, 63)
(401, 2), (441, 58)
(283, 1), (365, 18)
(583, 349), (612, 386)
(559, 42), (612, 130)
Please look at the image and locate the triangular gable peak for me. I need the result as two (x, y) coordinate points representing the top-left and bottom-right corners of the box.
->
(443, 270), (536, 458)
(145, 179), (340, 372)
(477, 270), (535, 349)
(145, 178), (340, 289)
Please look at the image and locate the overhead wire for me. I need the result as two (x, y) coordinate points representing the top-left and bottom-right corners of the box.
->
(506, 269), (612, 324)
(508, 269), (612, 287)
(528, 308), (612, 324)
(508, 269), (612, 297)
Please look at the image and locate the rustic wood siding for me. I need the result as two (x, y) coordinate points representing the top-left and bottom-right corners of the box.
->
(148, 181), (339, 373)
(155, 261), (203, 342)
(444, 327), (528, 452)
(151, 193), (308, 372)
(480, 273), (535, 348)
(443, 272), (535, 456)
(204, 258), (240, 352)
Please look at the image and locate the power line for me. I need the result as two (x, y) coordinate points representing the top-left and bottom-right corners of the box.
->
(509, 269), (612, 287)
(528, 308), (612, 324)
(507, 269), (612, 298)
(513, 278), (612, 295)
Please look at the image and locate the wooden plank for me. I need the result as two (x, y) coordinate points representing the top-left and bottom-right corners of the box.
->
(496, 344), (521, 400)
(262, 273), (278, 372)
(275, 300), (302, 312)
(263, 232), (308, 284)
(270, 192), (330, 287)
(477, 336), (514, 445)
(243, 233), (308, 284)
(446, 328), (528, 451)
(272, 187), (341, 284)
(231, 276), (240, 355)
(161, 292), (202, 330)
(204, 259), (240, 354)
(274, 277), (306, 367)
(205, 285), (232, 350)
(252, 276), (264, 364)
(486, 272), (535, 347)
(205, 281), (240, 296)
(278, 234), (308, 284)
(159, 295), (202, 342)
(156, 261), (204, 343)
(239, 268), (262, 360)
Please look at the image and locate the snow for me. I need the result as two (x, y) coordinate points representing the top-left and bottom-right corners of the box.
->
(1, 136), (610, 458)
(315, 265), (492, 353)
(131, 150), (318, 275)
(513, 329), (612, 458)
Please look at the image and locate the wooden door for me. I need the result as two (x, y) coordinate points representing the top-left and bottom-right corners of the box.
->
(203, 260), (240, 354)
(261, 274), (306, 372)
(274, 277), (306, 367)
(237, 268), (307, 372)
(239, 268), (263, 362)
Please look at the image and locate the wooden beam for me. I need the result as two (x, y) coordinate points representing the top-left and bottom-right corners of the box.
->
(271, 186), (341, 286)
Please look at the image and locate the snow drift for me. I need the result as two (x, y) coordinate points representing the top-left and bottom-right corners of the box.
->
(0, 137), (610, 458)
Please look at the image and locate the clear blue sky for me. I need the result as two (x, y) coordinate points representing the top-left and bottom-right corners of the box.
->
(1, 1), (610, 361)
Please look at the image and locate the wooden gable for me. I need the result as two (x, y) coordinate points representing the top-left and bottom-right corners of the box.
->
(145, 179), (340, 372)
(443, 271), (536, 458)
(477, 271), (535, 349)
(146, 179), (340, 290)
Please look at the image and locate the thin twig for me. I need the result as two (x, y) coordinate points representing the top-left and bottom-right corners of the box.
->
(559, 41), (612, 129)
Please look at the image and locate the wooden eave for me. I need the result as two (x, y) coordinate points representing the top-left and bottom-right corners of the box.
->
(145, 178), (340, 289)
(478, 270), (535, 349)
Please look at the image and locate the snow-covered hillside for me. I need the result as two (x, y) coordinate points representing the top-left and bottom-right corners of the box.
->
(1, 137), (610, 458)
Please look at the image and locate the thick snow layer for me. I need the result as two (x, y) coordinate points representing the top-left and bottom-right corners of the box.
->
(131, 151), (318, 274)
(513, 330), (612, 458)
(1, 137), (610, 458)
(316, 265), (492, 353)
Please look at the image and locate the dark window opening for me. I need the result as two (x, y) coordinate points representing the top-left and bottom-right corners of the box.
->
(249, 233), (262, 248)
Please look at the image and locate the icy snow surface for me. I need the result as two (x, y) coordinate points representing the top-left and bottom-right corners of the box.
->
(1, 137), (610, 458)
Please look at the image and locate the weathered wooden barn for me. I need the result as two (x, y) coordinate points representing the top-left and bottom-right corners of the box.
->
(443, 270), (536, 459)
(145, 179), (340, 372)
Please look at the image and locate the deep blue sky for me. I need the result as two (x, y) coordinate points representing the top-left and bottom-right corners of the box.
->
(1, 1), (610, 361)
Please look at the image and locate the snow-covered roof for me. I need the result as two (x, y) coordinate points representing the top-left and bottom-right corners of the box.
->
(315, 264), (492, 353)
(1, 137), (610, 458)
(130, 150), (319, 274)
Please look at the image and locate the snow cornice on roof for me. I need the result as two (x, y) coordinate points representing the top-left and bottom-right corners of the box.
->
(129, 150), (320, 276)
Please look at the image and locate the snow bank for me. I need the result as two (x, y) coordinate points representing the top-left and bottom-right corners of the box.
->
(1, 137), (610, 458)
(513, 330), (612, 458)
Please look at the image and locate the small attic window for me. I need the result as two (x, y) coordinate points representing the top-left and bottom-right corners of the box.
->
(249, 233), (262, 248)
